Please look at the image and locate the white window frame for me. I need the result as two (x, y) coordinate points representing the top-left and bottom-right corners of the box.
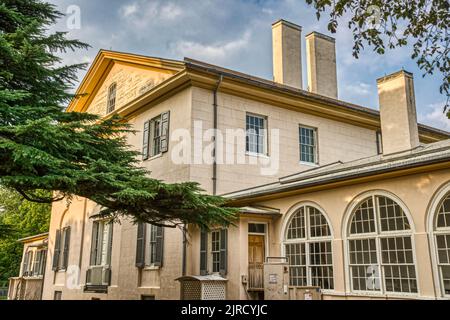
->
(299, 125), (318, 165)
(149, 115), (162, 158)
(281, 202), (335, 292)
(427, 183), (450, 298)
(245, 113), (268, 156)
(144, 223), (159, 268)
(343, 191), (419, 298)
(106, 82), (117, 114)
(209, 230), (221, 274)
(90, 219), (113, 267)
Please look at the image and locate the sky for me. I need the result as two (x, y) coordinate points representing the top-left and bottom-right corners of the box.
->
(49, 0), (450, 131)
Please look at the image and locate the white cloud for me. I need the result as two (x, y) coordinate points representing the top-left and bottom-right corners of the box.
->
(170, 31), (252, 63)
(418, 102), (450, 131)
(343, 82), (372, 96)
(120, 3), (138, 17)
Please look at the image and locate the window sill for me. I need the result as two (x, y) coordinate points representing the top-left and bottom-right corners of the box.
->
(299, 161), (319, 167)
(143, 153), (163, 162)
(143, 265), (161, 271)
(245, 152), (269, 159)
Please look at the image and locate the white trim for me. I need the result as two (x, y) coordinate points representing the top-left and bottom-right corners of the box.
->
(247, 221), (269, 261)
(342, 190), (420, 297)
(426, 181), (450, 298)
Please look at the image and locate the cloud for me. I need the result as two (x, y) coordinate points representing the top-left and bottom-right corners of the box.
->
(343, 82), (372, 96)
(170, 31), (252, 63)
(418, 102), (450, 131)
(120, 3), (138, 17)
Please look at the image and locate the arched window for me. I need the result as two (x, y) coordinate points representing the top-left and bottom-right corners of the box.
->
(432, 192), (450, 297)
(347, 194), (417, 294)
(283, 204), (334, 290)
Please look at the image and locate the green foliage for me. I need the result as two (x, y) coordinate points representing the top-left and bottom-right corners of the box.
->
(0, 188), (51, 282)
(0, 0), (237, 229)
(305, 0), (450, 117)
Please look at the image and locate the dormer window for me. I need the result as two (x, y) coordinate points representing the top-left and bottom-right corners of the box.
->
(107, 83), (117, 113)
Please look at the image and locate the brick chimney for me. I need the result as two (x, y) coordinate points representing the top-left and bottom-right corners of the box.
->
(377, 70), (420, 154)
(305, 31), (338, 99)
(272, 19), (302, 89)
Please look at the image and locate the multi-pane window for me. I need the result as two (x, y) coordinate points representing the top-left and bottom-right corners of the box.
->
(107, 83), (117, 113)
(142, 111), (170, 160)
(284, 205), (334, 290)
(433, 193), (450, 296)
(299, 126), (317, 164)
(32, 250), (47, 276)
(246, 114), (267, 155)
(145, 224), (163, 266)
(348, 195), (418, 294)
(211, 230), (221, 273)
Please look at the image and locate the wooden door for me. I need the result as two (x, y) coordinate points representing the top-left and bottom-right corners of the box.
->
(248, 235), (265, 290)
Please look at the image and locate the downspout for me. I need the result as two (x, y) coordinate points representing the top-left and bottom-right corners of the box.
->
(182, 224), (187, 276)
(212, 74), (223, 196)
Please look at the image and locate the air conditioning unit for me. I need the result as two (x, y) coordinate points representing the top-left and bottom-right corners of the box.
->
(177, 275), (227, 300)
(86, 266), (111, 286)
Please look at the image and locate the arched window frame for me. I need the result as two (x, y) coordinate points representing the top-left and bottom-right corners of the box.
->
(343, 190), (419, 297)
(427, 182), (450, 298)
(281, 202), (335, 291)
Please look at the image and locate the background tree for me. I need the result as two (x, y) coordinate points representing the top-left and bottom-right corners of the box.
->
(0, 188), (51, 283)
(305, 0), (450, 117)
(0, 0), (236, 229)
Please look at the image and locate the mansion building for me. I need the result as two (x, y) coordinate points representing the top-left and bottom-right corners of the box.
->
(10, 20), (450, 300)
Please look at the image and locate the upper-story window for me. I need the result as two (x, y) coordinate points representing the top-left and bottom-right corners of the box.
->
(107, 82), (117, 114)
(89, 220), (113, 267)
(299, 125), (318, 164)
(246, 113), (267, 155)
(142, 111), (170, 160)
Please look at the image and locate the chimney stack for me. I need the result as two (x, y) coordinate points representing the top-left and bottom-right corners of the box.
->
(305, 32), (338, 98)
(272, 19), (302, 89)
(377, 70), (420, 154)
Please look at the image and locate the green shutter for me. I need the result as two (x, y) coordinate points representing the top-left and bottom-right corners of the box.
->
(142, 120), (150, 160)
(135, 222), (146, 268)
(90, 222), (99, 266)
(200, 229), (208, 275)
(160, 111), (170, 153)
(154, 226), (164, 267)
(219, 229), (228, 276)
(52, 230), (61, 271)
(62, 227), (71, 269)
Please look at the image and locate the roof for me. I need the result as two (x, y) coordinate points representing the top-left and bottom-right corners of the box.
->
(224, 139), (450, 202)
(18, 232), (49, 244)
(68, 49), (449, 141)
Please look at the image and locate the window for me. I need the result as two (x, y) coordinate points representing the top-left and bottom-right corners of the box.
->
(246, 113), (267, 155)
(376, 131), (383, 155)
(248, 223), (266, 234)
(347, 195), (417, 294)
(22, 250), (34, 276)
(107, 83), (117, 113)
(142, 111), (170, 160)
(90, 220), (113, 267)
(299, 126), (317, 164)
(432, 192), (450, 296)
(200, 229), (228, 276)
(283, 205), (334, 290)
(32, 250), (47, 276)
(52, 227), (70, 271)
(54, 291), (62, 300)
(135, 223), (164, 268)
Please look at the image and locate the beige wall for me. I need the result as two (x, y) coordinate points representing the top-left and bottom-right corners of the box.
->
(192, 169), (450, 300)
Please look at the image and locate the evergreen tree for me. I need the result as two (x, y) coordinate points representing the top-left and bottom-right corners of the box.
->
(0, 0), (236, 229)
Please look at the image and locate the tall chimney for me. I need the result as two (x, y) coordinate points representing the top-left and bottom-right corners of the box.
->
(377, 70), (420, 154)
(305, 31), (338, 98)
(272, 19), (302, 89)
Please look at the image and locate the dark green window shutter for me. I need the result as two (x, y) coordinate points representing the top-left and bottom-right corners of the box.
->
(160, 111), (170, 153)
(62, 227), (71, 269)
(219, 229), (228, 276)
(154, 226), (164, 267)
(142, 120), (150, 160)
(90, 222), (99, 266)
(106, 222), (114, 265)
(135, 222), (146, 268)
(200, 229), (208, 275)
(52, 230), (61, 271)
